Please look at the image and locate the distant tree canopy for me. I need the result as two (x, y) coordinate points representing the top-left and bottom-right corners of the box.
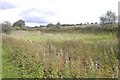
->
(99, 10), (117, 24)
(13, 20), (25, 27)
(95, 22), (98, 24)
(118, 15), (120, 23)
(87, 22), (89, 24)
(56, 22), (61, 29)
(2, 21), (12, 34)
(46, 22), (61, 29)
(46, 23), (54, 28)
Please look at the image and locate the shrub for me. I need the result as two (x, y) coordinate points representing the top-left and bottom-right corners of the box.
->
(2, 21), (12, 34)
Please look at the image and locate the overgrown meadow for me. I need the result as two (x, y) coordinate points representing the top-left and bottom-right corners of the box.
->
(2, 26), (118, 78)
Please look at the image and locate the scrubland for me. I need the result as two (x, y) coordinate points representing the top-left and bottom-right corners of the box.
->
(2, 26), (118, 78)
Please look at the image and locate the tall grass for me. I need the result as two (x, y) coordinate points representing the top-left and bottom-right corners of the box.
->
(2, 31), (118, 78)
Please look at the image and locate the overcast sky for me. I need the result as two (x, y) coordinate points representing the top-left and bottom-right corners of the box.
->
(0, 0), (119, 26)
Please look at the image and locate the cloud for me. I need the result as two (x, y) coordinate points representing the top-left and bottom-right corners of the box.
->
(19, 8), (55, 24)
(23, 16), (48, 23)
(0, 0), (118, 26)
(0, 1), (16, 10)
(20, 8), (55, 17)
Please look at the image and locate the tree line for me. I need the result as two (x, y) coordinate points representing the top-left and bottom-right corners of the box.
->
(1, 10), (117, 34)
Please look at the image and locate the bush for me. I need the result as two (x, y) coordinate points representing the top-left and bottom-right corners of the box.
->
(0, 24), (2, 33)
(2, 21), (12, 34)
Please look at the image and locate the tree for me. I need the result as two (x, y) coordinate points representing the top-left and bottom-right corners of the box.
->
(46, 23), (54, 28)
(13, 20), (25, 27)
(87, 22), (89, 24)
(118, 15), (120, 23)
(95, 22), (98, 24)
(91, 23), (93, 24)
(99, 10), (117, 24)
(80, 23), (82, 25)
(2, 21), (12, 34)
(99, 16), (106, 24)
(56, 22), (61, 29)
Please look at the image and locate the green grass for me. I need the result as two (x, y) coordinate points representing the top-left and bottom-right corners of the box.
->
(2, 49), (20, 78)
(10, 31), (117, 43)
(2, 37), (21, 78)
(0, 34), (2, 79)
(2, 30), (118, 78)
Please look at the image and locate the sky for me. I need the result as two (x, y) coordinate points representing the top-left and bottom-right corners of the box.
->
(0, 0), (119, 27)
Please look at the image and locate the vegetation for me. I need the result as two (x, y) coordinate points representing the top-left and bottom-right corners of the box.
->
(2, 26), (118, 78)
(2, 21), (12, 34)
(2, 10), (119, 78)
(13, 20), (25, 27)
(46, 23), (54, 28)
(56, 22), (61, 29)
(99, 10), (117, 25)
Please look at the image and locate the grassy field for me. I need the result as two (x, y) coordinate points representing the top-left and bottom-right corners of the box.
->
(0, 34), (2, 79)
(2, 28), (118, 78)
